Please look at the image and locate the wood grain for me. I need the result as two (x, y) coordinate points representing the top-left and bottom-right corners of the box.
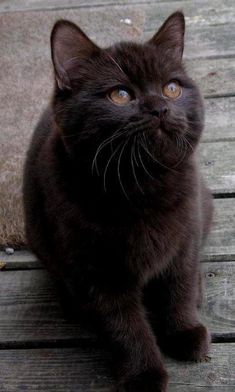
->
(0, 250), (39, 270)
(0, 262), (234, 344)
(0, 0), (224, 13)
(201, 262), (235, 335)
(187, 58), (235, 98)
(0, 268), (93, 344)
(204, 199), (235, 261)
(0, 0), (182, 12)
(1, 0), (235, 27)
(203, 97), (235, 142)
(199, 142), (235, 195)
(1, 1), (235, 60)
(0, 344), (234, 391)
(144, 0), (235, 29)
(144, 24), (235, 59)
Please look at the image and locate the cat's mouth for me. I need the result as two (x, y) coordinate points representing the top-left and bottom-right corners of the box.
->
(91, 117), (168, 175)
(91, 116), (193, 199)
(125, 117), (161, 137)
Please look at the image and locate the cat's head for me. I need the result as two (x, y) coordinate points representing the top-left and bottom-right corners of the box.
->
(51, 12), (204, 197)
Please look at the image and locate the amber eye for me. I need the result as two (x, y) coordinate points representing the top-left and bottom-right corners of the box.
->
(109, 88), (132, 105)
(162, 81), (182, 99)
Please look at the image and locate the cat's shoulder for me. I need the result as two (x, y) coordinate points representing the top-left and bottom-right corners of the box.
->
(31, 106), (53, 146)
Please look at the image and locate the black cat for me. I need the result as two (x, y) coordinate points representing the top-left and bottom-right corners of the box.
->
(23, 12), (213, 391)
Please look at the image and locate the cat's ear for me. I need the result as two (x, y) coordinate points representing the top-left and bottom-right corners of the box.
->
(51, 20), (100, 90)
(148, 11), (185, 61)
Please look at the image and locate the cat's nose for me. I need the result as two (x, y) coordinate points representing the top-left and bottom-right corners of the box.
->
(150, 106), (168, 119)
(141, 96), (168, 119)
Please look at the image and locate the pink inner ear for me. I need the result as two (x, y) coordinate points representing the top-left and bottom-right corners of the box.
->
(149, 12), (185, 61)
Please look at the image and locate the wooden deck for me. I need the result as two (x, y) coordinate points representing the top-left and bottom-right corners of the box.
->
(0, 0), (235, 390)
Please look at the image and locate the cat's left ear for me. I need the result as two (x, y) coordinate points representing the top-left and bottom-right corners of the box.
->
(51, 20), (100, 90)
(148, 11), (185, 61)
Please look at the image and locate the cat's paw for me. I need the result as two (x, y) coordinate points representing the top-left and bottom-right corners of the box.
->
(115, 368), (168, 392)
(161, 324), (211, 361)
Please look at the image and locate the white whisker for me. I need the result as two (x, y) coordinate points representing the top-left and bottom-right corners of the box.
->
(131, 136), (144, 194)
(117, 137), (130, 200)
(103, 141), (124, 192)
(137, 134), (155, 180)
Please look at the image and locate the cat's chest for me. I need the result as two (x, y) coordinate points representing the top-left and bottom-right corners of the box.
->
(127, 216), (184, 283)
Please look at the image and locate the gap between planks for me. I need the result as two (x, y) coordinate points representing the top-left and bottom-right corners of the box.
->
(0, 262), (234, 343)
(0, 333), (234, 351)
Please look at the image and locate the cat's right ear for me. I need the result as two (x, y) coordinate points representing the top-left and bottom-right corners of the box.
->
(148, 11), (185, 62)
(51, 20), (100, 90)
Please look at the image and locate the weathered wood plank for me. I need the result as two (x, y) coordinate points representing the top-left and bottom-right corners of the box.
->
(204, 199), (235, 262)
(187, 58), (235, 98)
(0, 269), (92, 344)
(203, 97), (235, 142)
(0, 0), (216, 13)
(1, 0), (235, 30)
(144, 0), (235, 31)
(167, 343), (235, 391)
(145, 1), (235, 59)
(199, 142), (235, 195)
(144, 23), (235, 59)
(0, 250), (40, 270)
(0, 262), (234, 344)
(0, 344), (234, 391)
(1, 3), (235, 60)
(201, 262), (235, 335)
(0, 346), (112, 392)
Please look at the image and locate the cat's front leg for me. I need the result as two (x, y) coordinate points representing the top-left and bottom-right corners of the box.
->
(144, 250), (210, 362)
(90, 289), (168, 391)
